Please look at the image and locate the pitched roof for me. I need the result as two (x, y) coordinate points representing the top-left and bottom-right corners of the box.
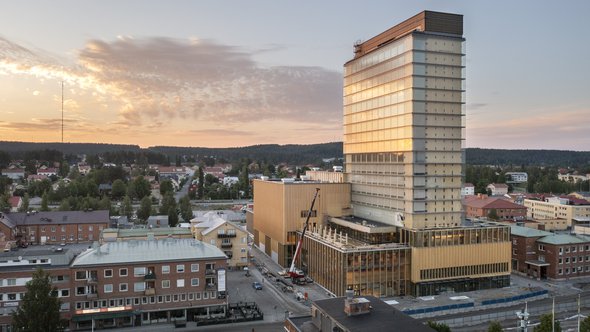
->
(488, 183), (508, 188)
(538, 234), (590, 245)
(71, 238), (226, 266)
(2, 210), (110, 226)
(464, 196), (526, 210)
(8, 196), (22, 208)
(510, 225), (552, 238)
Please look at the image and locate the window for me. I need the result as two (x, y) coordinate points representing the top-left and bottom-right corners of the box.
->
(162, 280), (170, 288)
(188, 293), (194, 300)
(6, 279), (16, 286)
(104, 284), (113, 293)
(59, 289), (70, 297)
(191, 278), (199, 287)
(104, 269), (113, 278)
(559, 258), (563, 264)
(7, 294), (16, 301)
(558, 269), (563, 275)
(134, 282), (145, 292)
(134, 267), (146, 277)
(177, 279), (185, 288)
(538, 244), (545, 251)
(119, 283), (128, 292)
(191, 264), (199, 272)
(177, 264), (185, 273)
(89, 226), (93, 231)
(300, 210), (317, 218)
(61, 226), (66, 232)
(119, 268), (128, 277)
(51, 226), (56, 232)
(41, 227), (46, 232)
(75, 271), (87, 280)
(76, 287), (86, 295)
(162, 265), (170, 274)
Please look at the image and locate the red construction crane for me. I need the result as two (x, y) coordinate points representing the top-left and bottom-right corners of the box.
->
(288, 188), (320, 279)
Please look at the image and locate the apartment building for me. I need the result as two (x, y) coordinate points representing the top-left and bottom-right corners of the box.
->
(69, 239), (227, 329)
(510, 225), (590, 280)
(524, 197), (590, 227)
(463, 195), (527, 221)
(0, 210), (110, 246)
(191, 211), (249, 268)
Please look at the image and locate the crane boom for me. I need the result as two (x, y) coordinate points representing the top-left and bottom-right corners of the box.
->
(289, 188), (320, 278)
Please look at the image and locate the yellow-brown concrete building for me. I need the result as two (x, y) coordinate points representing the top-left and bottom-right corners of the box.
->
(252, 179), (351, 267)
(191, 211), (249, 268)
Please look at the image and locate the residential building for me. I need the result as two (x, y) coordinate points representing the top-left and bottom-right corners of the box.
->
(191, 211), (249, 268)
(69, 239), (227, 329)
(1, 169), (25, 181)
(510, 225), (590, 280)
(487, 183), (509, 196)
(524, 197), (590, 227)
(27, 174), (48, 182)
(8, 196), (22, 213)
(0, 210), (110, 245)
(285, 294), (434, 332)
(77, 165), (91, 176)
(146, 215), (169, 228)
(37, 168), (58, 177)
(463, 195), (527, 221)
(0, 246), (78, 331)
(462, 183), (475, 196)
(558, 173), (589, 183)
(505, 172), (528, 183)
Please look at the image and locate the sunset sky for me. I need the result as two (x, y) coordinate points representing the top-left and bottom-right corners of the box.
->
(1, 1), (589, 150)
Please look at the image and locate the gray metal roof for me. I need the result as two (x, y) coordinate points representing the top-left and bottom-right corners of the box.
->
(510, 225), (553, 238)
(71, 239), (226, 267)
(1, 210), (110, 226)
(537, 234), (590, 245)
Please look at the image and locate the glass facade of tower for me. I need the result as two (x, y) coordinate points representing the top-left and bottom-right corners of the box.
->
(344, 31), (466, 229)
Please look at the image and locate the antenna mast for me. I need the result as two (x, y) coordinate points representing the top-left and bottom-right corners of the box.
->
(61, 81), (64, 143)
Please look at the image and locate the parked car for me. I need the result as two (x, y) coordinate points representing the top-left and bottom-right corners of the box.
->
(252, 282), (263, 290)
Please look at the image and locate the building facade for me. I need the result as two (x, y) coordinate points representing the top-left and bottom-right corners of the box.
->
(191, 211), (249, 268)
(343, 11), (465, 230)
(69, 239), (227, 330)
(525, 198), (590, 227)
(463, 195), (527, 221)
(0, 210), (110, 246)
(252, 180), (351, 267)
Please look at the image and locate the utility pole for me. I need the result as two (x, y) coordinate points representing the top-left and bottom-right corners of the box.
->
(516, 301), (530, 332)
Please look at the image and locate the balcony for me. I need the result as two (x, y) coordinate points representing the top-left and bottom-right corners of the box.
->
(144, 272), (157, 280)
(221, 243), (233, 249)
(86, 277), (98, 284)
(205, 283), (217, 290)
(217, 233), (237, 238)
(145, 288), (156, 296)
(86, 293), (98, 299)
(205, 269), (216, 276)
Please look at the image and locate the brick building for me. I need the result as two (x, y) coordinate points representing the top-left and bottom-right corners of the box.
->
(464, 195), (527, 221)
(510, 225), (590, 280)
(0, 210), (110, 246)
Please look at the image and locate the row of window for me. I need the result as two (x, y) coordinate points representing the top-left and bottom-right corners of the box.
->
(35, 225), (103, 233)
(73, 291), (218, 310)
(74, 277), (212, 295)
(74, 263), (206, 280)
(558, 266), (590, 275)
(557, 256), (590, 264)
(419, 262), (510, 280)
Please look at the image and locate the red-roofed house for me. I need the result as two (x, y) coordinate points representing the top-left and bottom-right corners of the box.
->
(8, 196), (22, 212)
(464, 195), (527, 221)
(1, 168), (25, 180)
(37, 167), (58, 177)
(487, 183), (509, 196)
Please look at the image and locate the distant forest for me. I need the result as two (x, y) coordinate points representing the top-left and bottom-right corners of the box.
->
(0, 141), (589, 167)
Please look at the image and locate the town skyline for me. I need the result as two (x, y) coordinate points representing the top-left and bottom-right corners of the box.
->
(1, 1), (589, 150)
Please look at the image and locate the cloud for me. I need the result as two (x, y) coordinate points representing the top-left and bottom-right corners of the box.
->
(0, 36), (343, 132)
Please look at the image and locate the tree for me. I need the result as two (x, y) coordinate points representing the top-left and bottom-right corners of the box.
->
(533, 313), (560, 332)
(137, 196), (152, 222)
(179, 196), (193, 221)
(427, 321), (451, 332)
(12, 268), (67, 332)
(239, 165), (250, 198)
(41, 192), (50, 211)
(128, 176), (151, 200)
(19, 193), (29, 212)
(197, 167), (204, 199)
(0, 195), (9, 212)
(488, 321), (503, 332)
(168, 208), (179, 227)
(111, 179), (127, 200)
(159, 179), (174, 196)
(581, 315), (590, 332)
(58, 199), (71, 211)
(159, 192), (177, 215)
(120, 195), (133, 220)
